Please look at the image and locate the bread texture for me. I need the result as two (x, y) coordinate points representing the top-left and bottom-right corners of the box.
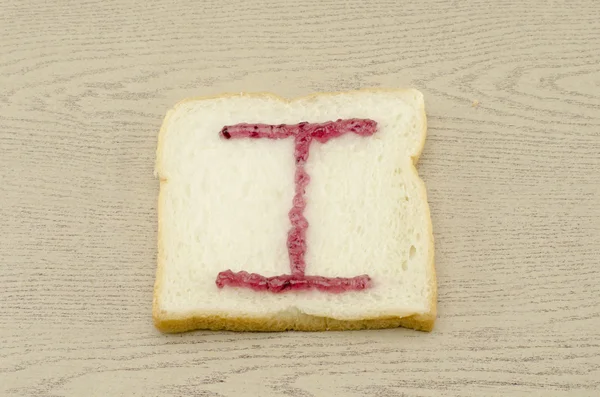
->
(153, 89), (436, 332)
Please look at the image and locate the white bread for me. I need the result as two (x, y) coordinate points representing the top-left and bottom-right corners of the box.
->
(153, 89), (436, 332)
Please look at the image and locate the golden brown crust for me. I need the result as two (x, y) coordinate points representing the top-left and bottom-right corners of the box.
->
(153, 88), (436, 333)
(154, 310), (434, 333)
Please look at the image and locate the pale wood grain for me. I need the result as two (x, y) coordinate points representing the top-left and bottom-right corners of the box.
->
(1, 0), (599, 395)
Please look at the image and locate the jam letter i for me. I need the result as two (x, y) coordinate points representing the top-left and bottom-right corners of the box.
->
(215, 119), (378, 293)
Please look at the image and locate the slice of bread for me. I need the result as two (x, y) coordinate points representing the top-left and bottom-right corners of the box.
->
(153, 89), (436, 332)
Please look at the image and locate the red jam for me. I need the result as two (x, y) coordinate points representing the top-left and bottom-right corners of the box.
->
(216, 270), (371, 293)
(216, 119), (377, 293)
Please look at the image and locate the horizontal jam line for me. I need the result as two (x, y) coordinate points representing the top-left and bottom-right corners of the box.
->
(216, 270), (371, 293)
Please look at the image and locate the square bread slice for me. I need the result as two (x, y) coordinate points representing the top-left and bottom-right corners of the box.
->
(153, 89), (436, 332)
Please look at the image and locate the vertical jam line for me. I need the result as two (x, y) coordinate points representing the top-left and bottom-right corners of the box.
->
(287, 129), (312, 276)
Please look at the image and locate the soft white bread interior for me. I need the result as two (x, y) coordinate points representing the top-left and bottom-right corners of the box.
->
(154, 89), (436, 332)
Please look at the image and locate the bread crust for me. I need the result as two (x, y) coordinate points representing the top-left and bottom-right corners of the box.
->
(153, 88), (436, 333)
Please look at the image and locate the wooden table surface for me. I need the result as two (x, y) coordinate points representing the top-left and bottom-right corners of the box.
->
(1, 1), (599, 396)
